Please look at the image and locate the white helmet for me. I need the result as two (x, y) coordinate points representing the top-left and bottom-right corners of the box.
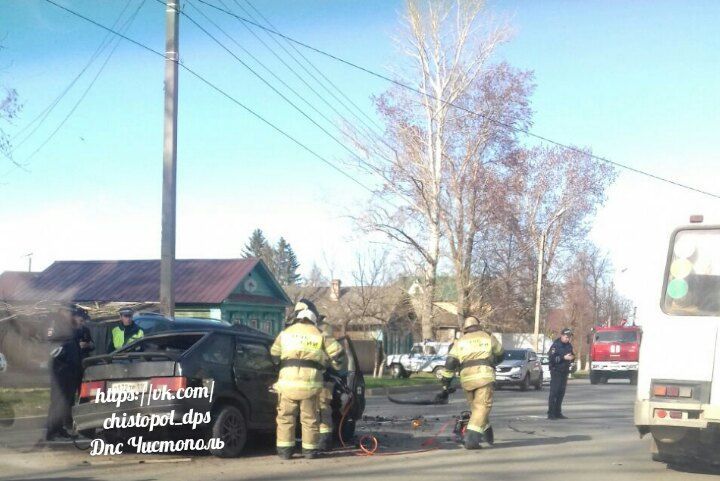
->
(295, 308), (318, 325)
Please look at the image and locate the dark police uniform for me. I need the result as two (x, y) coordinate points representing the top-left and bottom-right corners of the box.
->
(46, 321), (83, 440)
(547, 335), (574, 419)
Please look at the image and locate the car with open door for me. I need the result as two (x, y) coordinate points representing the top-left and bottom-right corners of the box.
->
(72, 317), (365, 457)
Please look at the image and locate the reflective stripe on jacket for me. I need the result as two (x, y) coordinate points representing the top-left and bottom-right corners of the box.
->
(271, 322), (343, 396)
(444, 330), (503, 390)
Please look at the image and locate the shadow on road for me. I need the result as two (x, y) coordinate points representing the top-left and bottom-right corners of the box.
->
(667, 463), (720, 476)
(493, 434), (591, 449)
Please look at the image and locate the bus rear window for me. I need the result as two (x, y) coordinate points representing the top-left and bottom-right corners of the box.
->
(594, 331), (638, 343)
(662, 228), (720, 316)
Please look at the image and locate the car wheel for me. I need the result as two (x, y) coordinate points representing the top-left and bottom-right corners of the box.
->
(210, 405), (247, 458)
(629, 372), (638, 385)
(391, 364), (404, 379)
(519, 374), (530, 391)
(590, 371), (600, 385)
(535, 375), (543, 390)
(432, 366), (444, 380)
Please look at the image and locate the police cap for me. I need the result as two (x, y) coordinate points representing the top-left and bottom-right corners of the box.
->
(119, 307), (134, 317)
(561, 328), (573, 336)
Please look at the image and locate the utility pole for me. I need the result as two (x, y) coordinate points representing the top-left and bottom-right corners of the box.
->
(533, 233), (546, 353)
(533, 208), (567, 352)
(23, 253), (33, 272)
(160, 1), (179, 318)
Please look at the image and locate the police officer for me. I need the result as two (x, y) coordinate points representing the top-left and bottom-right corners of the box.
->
(73, 307), (94, 361)
(45, 306), (83, 441)
(547, 327), (575, 420)
(108, 307), (143, 352)
(271, 301), (344, 460)
(440, 316), (504, 449)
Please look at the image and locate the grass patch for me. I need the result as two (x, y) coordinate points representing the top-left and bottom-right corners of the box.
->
(571, 370), (589, 379)
(0, 388), (50, 418)
(364, 374), (439, 389)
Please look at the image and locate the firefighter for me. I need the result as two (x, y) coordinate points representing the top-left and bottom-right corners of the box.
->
(547, 327), (575, 420)
(271, 301), (344, 460)
(440, 316), (504, 449)
(108, 307), (143, 352)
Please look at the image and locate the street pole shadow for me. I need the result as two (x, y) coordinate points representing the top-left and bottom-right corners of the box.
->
(491, 434), (591, 449)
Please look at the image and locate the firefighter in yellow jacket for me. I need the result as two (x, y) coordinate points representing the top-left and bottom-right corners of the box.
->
(271, 301), (344, 460)
(440, 316), (504, 449)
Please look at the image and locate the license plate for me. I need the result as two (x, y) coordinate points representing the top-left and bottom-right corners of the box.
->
(109, 380), (149, 394)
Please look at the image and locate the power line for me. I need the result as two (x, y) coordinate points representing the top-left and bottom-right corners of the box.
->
(236, 0), (385, 134)
(196, 0), (720, 201)
(10, 0), (135, 150)
(170, 1), (406, 199)
(195, 0), (388, 156)
(40, 0), (380, 199)
(23, 0), (147, 165)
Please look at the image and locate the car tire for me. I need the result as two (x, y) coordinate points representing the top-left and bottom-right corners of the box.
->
(520, 374), (530, 391)
(209, 404), (248, 458)
(590, 371), (600, 385)
(432, 366), (444, 380)
(535, 375), (543, 390)
(629, 372), (638, 385)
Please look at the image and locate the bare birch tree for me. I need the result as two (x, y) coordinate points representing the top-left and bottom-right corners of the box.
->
(348, 0), (511, 339)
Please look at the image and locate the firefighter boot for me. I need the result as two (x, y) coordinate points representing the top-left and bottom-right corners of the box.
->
(464, 429), (483, 450)
(319, 433), (332, 451)
(277, 447), (293, 460)
(303, 449), (319, 459)
(484, 425), (494, 445)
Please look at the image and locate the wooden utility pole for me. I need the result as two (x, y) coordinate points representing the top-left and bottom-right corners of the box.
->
(160, 1), (179, 318)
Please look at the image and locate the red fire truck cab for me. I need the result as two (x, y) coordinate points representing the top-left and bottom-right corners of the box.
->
(589, 323), (642, 385)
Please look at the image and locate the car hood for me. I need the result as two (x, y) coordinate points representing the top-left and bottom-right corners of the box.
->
(498, 360), (524, 368)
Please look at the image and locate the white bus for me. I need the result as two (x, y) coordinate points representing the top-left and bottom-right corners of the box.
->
(635, 217), (720, 466)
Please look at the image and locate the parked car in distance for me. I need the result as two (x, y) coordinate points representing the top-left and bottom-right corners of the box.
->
(495, 348), (543, 391)
(539, 353), (578, 382)
(385, 341), (451, 379)
(73, 317), (365, 457)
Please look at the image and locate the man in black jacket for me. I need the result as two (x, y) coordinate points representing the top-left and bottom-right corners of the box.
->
(45, 307), (83, 440)
(547, 328), (575, 420)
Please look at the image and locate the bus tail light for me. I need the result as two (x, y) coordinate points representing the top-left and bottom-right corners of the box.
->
(652, 384), (692, 398)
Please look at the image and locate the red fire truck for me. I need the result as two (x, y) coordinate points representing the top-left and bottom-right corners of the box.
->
(589, 322), (642, 385)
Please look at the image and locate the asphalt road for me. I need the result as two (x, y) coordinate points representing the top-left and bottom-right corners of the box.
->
(0, 380), (718, 481)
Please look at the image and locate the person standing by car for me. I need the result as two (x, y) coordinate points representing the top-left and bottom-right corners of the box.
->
(547, 328), (575, 420)
(45, 306), (83, 441)
(439, 316), (504, 449)
(108, 307), (143, 352)
(271, 302), (344, 460)
(316, 316), (343, 451)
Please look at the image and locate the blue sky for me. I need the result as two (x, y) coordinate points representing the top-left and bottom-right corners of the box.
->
(1, 0), (719, 321)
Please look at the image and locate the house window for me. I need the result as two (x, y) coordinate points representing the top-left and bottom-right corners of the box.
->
(249, 318), (258, 329)
(261, 320), (271, 333)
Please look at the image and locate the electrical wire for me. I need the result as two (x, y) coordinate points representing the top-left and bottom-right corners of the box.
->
(196, 0), (720, 201)
(169, 0), (407, 202)
(10, 0), (135, 151)
(23, 0), (148, 165)
(39, 0), (379, 198)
